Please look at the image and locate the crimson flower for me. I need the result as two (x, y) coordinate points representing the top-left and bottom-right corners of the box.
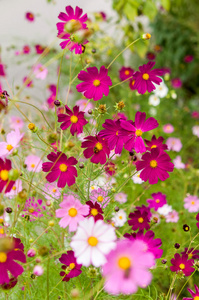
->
(183, 285), (199, 300)
(119, 66), (134, 81)
(128, 209), (151, 231)
(59, 251), (82, 282)
(85, 201), (104, 222)
(170, 253), (194, 276)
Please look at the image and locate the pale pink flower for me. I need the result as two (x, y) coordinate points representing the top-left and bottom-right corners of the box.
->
(43, 183), (61, 200)
(56, 195), (89, 232)
(33, 265), (44, 276)
(114, 192), (127, 204)
(71, 217), (116, 267)
(75, 99), (94, 117)
(166, 137), (182, 152)
(165, 210), (179, 223)
(33, 64), (48, 80)
(5, 179), (22, 198)
(9, 116), (24, 130)
(192, 125), (199, 138)
(102, 239), (155, 295)
(163, 124), (174, 133)
(90, 188), (110, 207)
(25, 155), (43, 172)
(184, 195), (199, 213)
(173, 156), (185, 169)
(0, 129), (24, 158)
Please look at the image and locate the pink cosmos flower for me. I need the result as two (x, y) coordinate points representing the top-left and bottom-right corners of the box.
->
(35, 44), (45, 54)
(129, 78), (136, 90)
(81, 135), (110, 164)
(184, 195), (199, 213)
(59, 251), (82, 282)
(33, 266), (44, 276)
(25, 12), (34, 22)
(170, 253), (194, 276)
(23, 76), (33, 88)
(102, 239), (154, 295)
(42, 152), (78, 188)
(70, 217), (116, 267)
(23, 45), (31, 54)
(0, 158), (15, 193)
(0, 238), (26, 285)
(165, 210), (179, 223)
(0, 129), (24, 158)
(192, 125), (199, 138)
(56, 195), (89, 231)
(136, 148), (174, 184)
(46, 84), (56, 109)
(9, 116), (24, 130)
(184, 55), (194, 63)
(43, 183), (61, 200)
(133, 62), (163, 94)
(173, 155), (185, 169)
(166, 137), (182, 152)
(33, 64), (48, 80)
(183, 285), (199, 300)
(119, 67), (134, 81)
(5, 179), (22, 199)
(0, 64), (6, 77)
(85, 201), (103, 222)
(76, 66), (112, 101)
(22, 198), (46, 221)
(75, 99), (94, 116)
(114, 192), (127, 204)
(58, 105), (88, 136)
(171, 78), (182, 89)
(191, 111), (199, 119)
(163, 123), (174, 133)
(25, 155), (43, 173)
(147, 192), (167, 211)
(90, 188), (110, 208)
(145, 135), (168, 152)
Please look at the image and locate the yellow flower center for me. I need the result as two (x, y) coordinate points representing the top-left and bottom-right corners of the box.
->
(97, 196), (104, 202)
(69, 263), (75, 269)
(118, 256), (131, 270)
(119, 216), (123, 219)
(0, 252), (7, 263)
(70, 19), (76, 23)
(151, 145), (157, 149)
(28, 209), (34, 213)
(116, 131), (118, 136)
(70, 115), (78, 123)
(59, 164), (68, 172)
(150, 160), (158, 168)
(191, 201), (195, 205)
(52, 188), (57, 193)
(194, 296), (199, 300)
(0, 170), (9, 181)
(188, 253), (193, 258)
(88, 236), (98, 246)
(12, 186), (16, 190)
(142, 73), (149, 80)
(93, 79), (101, 87)
(156, 199), (160, 203)
(94, 142), (103, 153)
(179, 263), (185, 270)
(91, 208), (98, 216)
(0, 219), (3, 223)
(124, 70), (130, 75)
(6, 144), (13, 151)
(68, 208), (77, 217)
(0, 228), (4, 234)
(131, 80), (135, 86)
(138, 217), (144, 223)
(135, 129), (143, 137)
(31, 164), (35, 168)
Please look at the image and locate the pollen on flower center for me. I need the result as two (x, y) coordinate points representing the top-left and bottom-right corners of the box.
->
(68, 208), (77, 217)
(116, 131), (119, 136)
(0, 252), (7, 263)
(131, 80), (135, 86)
(94, 142), (103, 153)
(179, 263), (185, 270)
(6, 144), (13, 151)
(88, 236), (98, 246)
(59, 164), (68, 172)
(191, 201), (195, 205)
(31, 164), (35, 168)
(138, 217), (144, 223)
(142, 73), (149, 80)
(156, 199), (160, 203)
(151, 145), (157, 149)
(118, 256), (131, 270)
(69, 263), (75, 269)
(52, 188), (57, 193)
(91, 208), (98, 216)
(12, 186), (16, 190)
(0, 170), (9, 181)
(124, 70), (130, 75)
(28, 209), (34, 213)
(136, 129), (143, 137)
(0, 228), (4, 234)
(93, 79), (101, 87)
(119, 216), (123, 219)
(70, 115), (78, 123)
(150, 160), (158, 168)
(194, 296), (199, 300)
(97, 196), (104, 202)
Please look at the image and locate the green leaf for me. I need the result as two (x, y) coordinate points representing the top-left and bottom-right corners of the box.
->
(161, 0), (170, 10)
(123, 2), (137, 21)
(134, 41), (148, 58)
(143, 1), (158, 20)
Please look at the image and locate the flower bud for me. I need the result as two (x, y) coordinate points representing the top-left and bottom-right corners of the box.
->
(8, 169), (20, 181)
(142, 33), (151, 40)
(5, 207), (12, 214)
(27, 249), (36, 257)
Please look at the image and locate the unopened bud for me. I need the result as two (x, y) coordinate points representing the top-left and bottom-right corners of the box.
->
(8, 169), (20, 181)
(142, 33), (151, 40)
(28, 123), (35, 131)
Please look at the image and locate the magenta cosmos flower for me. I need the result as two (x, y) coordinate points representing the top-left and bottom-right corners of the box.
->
(183, 285), (199, 300)
(57, 6), (88, 53)
(25, 12), (34, 22)
(102, 239), (154, 295)
(119, 67), (134, 81)
(136, 148), (174, 185)
(145, 135), (168, 152)
(56, 195), (89, 231)
(170, 253), (194, 276)
(133, 61), (163, 94)
(0, 158), (15, 193)
(22, 198), (46, 221)
(147, 192), (167, 211)
(0, 238), (26, 285)
(76, 66), (112, 101)
(58, 105), (88, 136)
(181, 248), (199, 260)
(59, 251), (82, 282)
(42, 151), (78, 188)
(81, 135), (110, 164)
(196, 213), (199, 229)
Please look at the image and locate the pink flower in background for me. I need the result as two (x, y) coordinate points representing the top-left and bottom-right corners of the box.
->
(173, 155), (185, 169)
(183, 285), (199, 300)
(43, 183), (61, 200)
(102, 239), (154, 295)
(133, 62), (163, 94)
(25, 12), (35, 22)
(22, 198), (46, 221)
(56, 195), (89, 231)
(76, 66), (112, 101)
(90, 188), (110, 207)
(35, 44), (45, 54)
(23, 45), (31, 54)
(184, 55), (194, 63)
(0, 64), (6, 76)
(191, 111), (199, 119)
(166, 137), (182, 152)
(192, 125), (199, 138)
(0, 129), (24, 158)
(25, 155), (43, 173)
(46, 84), (56, 108)
(147, 192), (167, 211)
(59, 251), (82, 282)
(114, 192), (127, 204)
(9, 116), (24, 130)
(170, 253), (194, 276)
(184, 195), (199, 213)
(129, 78), (136, 90)
(163, 124), (174, 134)
(0, 158), (15, 193)
(165, 210), (179, 223)
(23, 76), (33, 87)
(75, 99), (94, 116)
(33, 64), (48, 80)
(119, 67), (134, 81)
(33, 266), (44, 276)
(171, 78), (182, 89)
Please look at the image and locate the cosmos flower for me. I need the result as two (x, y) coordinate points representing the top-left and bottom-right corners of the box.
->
(90, 188), (110, 208)
(85, 201), (104, 222)
(128, 208), (151, 231)
(42, 152), (78, 188)
(35, 44), (45, 54)
(184, 55), (194, 63)
(170, 253), (194, 276)
(181, 248), (199, 260)
(147, 192), (167, 211)
(23, 45), (31, 54)
(153, 81), (168, 98)
(184, 195), (199, 213)
(25, 155), (43, 173)
(46, 84), (56, 109)
(0, 158), (15, 193)
(75, 99), (94, 117)
(43, 183), (61, 200)
(59, 251), (82, 282)
(58, 105), (88, 136)
(0, 129), (24, 158)
(102, 239), (154, 295)
(166, 137), (182, 152)
(133, 62), (163, 94)
(9, 116), (24, 130)
(149, 94), (160, 106)
(183, 285), (199, 300)
(76, 66), (112, 101)
(5, 179), (22, 199)
(192, 125), (199, 138)
(112, 209), (127, 227)
(145, 135), (168, 152)
(114, 192), (127, 204)
(0, 64), (6, 77)
(23, 76), (33, 88)
(70, 217), (116, 267)
(165, 210), (179, 223)
(171, 78), (182, 89)
(119, 67), (134, 81)
(173, 155), (185, 169)
(25, 12), (35, 22)
(163, 124), (174, 134)
(33, 64), (48, 80)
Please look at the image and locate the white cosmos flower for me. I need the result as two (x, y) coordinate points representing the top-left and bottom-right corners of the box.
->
(154, 81), (168, 98)
(132, 171), (144, 184)
(149, 94), (160, 106)
(112, 209), (127, 227)
(70, 217), (116, 267)
(157, 204), (172, 216)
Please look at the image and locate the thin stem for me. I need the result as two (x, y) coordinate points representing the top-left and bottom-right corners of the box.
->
(31, 226), (51, 247)
(176, 270), (196, 300)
